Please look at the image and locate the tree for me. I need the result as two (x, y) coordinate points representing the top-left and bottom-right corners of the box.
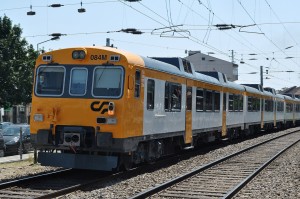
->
(0, 15), (38, 108)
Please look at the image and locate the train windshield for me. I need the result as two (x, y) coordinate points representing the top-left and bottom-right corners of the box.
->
(92, 66), (123, 98)
(35, 66), (65, 96)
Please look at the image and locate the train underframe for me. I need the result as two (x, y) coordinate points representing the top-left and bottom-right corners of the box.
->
(33, 122), (297, 171)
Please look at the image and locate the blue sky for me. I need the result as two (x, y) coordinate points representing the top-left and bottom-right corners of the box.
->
(1, 0), (300, 90)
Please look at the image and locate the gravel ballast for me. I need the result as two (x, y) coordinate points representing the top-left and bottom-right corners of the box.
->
(234, 141), (300, 199)
(0, 128), (298, 198)
(59, 127), (300, 199)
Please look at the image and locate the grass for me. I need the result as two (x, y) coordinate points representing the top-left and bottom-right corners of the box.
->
(0, 153), (38, 169)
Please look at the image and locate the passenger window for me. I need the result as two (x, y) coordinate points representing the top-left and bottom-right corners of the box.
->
(205, 90), (213, 111)
(134, 70), (141, 98)
(229, 94), (234, 111)
(239, 95), (244, 111)
(247, 96), (252, 112)
(196, 89), (204, 111)
(70, 68), (87, 95)
(186, 87), (192, 111)
(147, 79), (155, 110)
(165, 82), (170, 110)
(171, 84), (182, 111)
(223, 92), (227, 111)
(165, 82), (181, 112)
(214, 91), (220, 111)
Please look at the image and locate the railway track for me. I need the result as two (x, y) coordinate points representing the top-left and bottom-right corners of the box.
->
(130, 130), (300, 199)
(0, 130), (297, 198)
(0, 139), (233, 199)
(0, 168), (110, 199)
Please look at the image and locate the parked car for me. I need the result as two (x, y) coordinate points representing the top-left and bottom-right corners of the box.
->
(2, 124), (31, 155)
(0, 122), (12, 157)
(0, 122), (13, 132)
(0, 131), (4, 157)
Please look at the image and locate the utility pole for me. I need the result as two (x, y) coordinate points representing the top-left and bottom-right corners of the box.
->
(231, 50), (234, 63)
(260, 66), (263, 87)
(106, 38), (110, 47)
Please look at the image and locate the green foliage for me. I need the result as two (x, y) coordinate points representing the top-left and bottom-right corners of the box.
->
(0, 16), (38, 108)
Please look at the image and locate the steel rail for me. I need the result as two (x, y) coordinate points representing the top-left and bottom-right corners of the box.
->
(0, 168), (72, 189)
(129, 130), (300, 199)
(222, 137), (300, 198)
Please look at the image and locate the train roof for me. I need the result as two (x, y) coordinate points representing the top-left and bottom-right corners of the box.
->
(225, 81), (245, 92)
(263, 90), (275, 98)
(283, 95), (294, 100)
(142, 56), (183, 76)
(275, 93), (285, 100)
(242, 85), (262, 95)
(142, 56), (222, 86)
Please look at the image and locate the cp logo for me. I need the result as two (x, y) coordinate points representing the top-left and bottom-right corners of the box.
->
(90, 101), (109, 114)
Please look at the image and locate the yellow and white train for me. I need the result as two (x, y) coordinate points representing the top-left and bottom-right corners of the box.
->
(30, 46), (300, 170)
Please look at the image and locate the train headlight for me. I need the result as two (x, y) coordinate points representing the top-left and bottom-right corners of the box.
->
(34, 114), (44, 122)
(108, 102), (115, 116)
(72, 50), (86, 59)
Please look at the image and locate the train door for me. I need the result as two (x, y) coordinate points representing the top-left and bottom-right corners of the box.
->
(222, 92), (227, 137)
(274, 99), (277, 127)
(185, 86), (192, 144)
(261, 98), (264, 129)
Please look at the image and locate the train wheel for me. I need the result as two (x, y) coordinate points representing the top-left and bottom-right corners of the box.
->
(118, 154), (133, 171)
(0, 149), (4, 157)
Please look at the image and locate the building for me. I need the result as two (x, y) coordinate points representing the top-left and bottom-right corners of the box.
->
(279, 86), (300, 98)
(185, 51), (238, 81)
(0, 105), (31, 124)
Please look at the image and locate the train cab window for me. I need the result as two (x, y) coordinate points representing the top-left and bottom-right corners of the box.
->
(205, 90), (213, 111)
(134, 70), (141, 98)
(69, 68), (87, 96)
(165, 82), (182, 112)
(147, 79), (155, 110)
(93, 66), (123, 98)
(214, 91), (220, 111)
(196, 89), (204, 111)
(36, 66), (65, 96)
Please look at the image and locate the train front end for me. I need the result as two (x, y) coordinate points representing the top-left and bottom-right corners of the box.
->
(30, 47), (144, 170)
